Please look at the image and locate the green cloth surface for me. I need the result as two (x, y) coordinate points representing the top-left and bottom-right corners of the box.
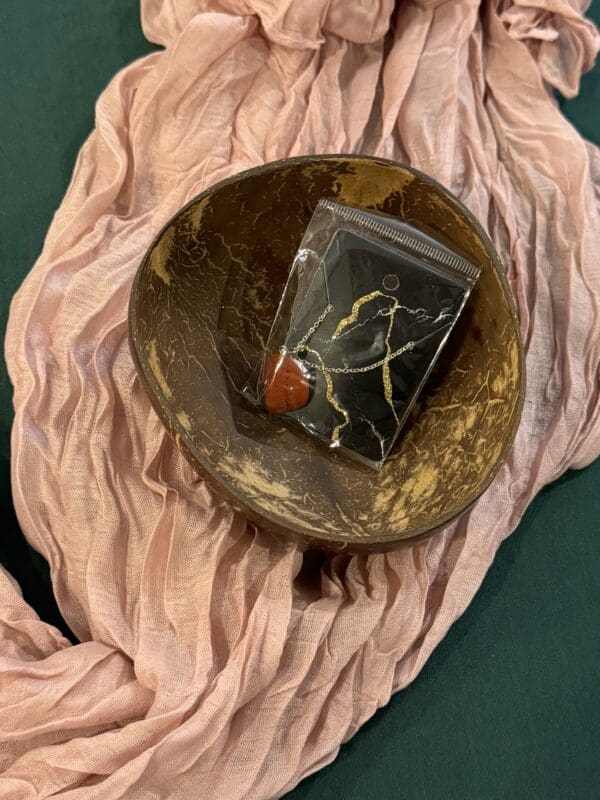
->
(0, 3), (598, 797)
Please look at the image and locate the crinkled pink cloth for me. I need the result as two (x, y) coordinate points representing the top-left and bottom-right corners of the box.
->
(1, 0), (599, 797)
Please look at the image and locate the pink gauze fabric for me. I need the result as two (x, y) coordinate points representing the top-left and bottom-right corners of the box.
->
(2, 0), (600, 797)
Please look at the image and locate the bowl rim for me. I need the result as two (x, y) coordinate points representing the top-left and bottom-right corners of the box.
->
(129, 153), (526, 550)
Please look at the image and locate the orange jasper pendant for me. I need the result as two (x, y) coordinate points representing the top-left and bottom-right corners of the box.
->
(263, 352), (313, 414)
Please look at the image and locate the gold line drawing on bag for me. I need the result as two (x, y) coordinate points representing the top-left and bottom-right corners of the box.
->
(287, 290), (411, 443)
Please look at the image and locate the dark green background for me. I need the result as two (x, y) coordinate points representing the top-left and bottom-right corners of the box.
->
(1, 3), (598, 798)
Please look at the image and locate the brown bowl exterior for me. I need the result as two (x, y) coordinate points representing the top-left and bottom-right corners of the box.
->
(129, 155), (524, 551)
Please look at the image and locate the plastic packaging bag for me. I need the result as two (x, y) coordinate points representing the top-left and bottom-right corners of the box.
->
(244, 200), (481, 468)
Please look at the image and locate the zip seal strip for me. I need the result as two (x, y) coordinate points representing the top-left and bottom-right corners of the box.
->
(318, 199), (480, 284)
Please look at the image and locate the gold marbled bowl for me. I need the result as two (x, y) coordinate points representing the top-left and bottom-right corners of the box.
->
(129, 156), (524, 551)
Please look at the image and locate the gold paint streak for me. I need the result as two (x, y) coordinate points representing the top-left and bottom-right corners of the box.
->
(410, 466), (439, 498)
(464, 408), (479, 431)
(148, 340), (172, 399)
(490, 440), (504, 464)
(322, 289), (406, 440)
(187, 197), (210, 231)
(176, 410), (192, 432)
(372, 487), (398, 514)
(241, 463), (291, 499)
(491, 375), (504, 394)
(509, 340), (520, 383)
(333, 289), (401, 426)
(220, 456), (292, 501)
(424, 402), (463, 414)
(382, 296), (400, 427)
(392, 465), (439, 519)
(304, 346), (349, 445)
(149, 227), (175, 285)
(333, 291), (387, 338)
(425, 398), (506, 416)
(389, 506), (409, 528)
(334, 161), (414, 208)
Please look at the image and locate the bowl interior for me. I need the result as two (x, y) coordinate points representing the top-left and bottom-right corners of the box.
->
(130, 156), (523, 548)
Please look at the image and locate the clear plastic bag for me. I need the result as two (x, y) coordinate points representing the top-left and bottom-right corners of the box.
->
(244, 199), (481, 468)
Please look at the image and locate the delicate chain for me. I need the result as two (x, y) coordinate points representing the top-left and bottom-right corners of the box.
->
(325, 340), (414, 373)
(288, 304), (333, 351)
(286, 301), (415, 375)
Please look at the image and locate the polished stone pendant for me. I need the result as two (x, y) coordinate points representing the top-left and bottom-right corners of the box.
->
(263, 352), (313, 414)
